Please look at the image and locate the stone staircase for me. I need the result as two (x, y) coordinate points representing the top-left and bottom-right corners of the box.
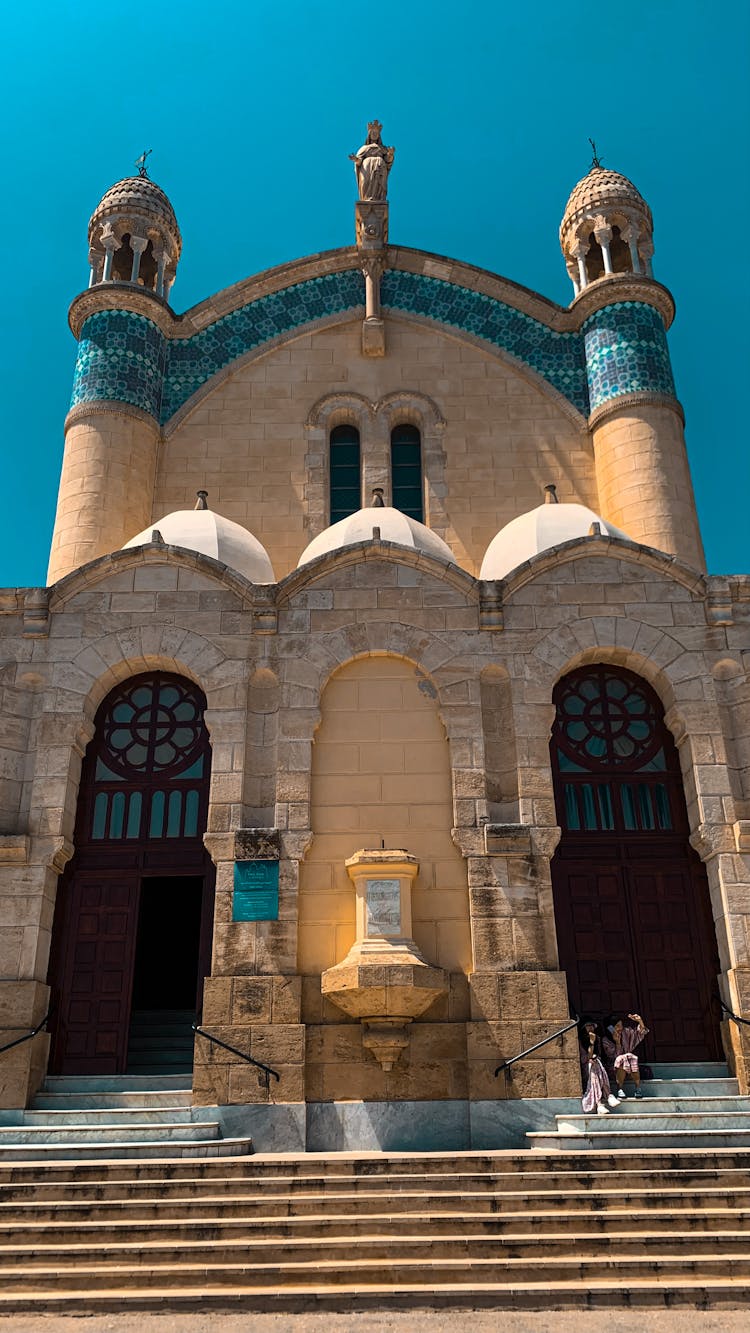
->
(0, 1148), (749, 1311)
(0, 1075), (253, 1161)
(528, 1061), (750, 1152)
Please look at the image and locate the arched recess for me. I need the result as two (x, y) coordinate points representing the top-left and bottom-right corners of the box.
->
(549, 663), (722, 1063)
(297, 655), (471, 978)
(480, 665), (519, 822)
(47, 672), (215, 1075)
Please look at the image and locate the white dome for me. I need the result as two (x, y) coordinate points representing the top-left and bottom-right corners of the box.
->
(123, 506), (275, 584)
(480, 500), (629, 580)
(297, 506), (457, 568)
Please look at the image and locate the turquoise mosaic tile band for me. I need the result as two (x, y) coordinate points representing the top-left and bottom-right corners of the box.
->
(583, 302), (675, 411)
(161, 270), (365, 421)
(381, 270), (589, 413)
(71, 311), (166, 420)
(70, 272), (678, 425)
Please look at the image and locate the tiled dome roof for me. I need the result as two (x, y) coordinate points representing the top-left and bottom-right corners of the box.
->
(89, 176), (181, 251)
(561, 166), (651, 238)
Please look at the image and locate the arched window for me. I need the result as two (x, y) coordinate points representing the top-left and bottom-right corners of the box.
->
(329, 424), (361, 523)
(551, 665), (682, 835)
(391, 424), (423, 521)
(83, 673), (210, 844)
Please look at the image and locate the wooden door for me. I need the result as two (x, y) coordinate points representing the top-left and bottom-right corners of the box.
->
(550, 666), (722, 1064)
(53, 874), (140, 1073)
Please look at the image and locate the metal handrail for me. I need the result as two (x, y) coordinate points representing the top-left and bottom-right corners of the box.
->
(0, 1008), (52, 1058)
(716, 997), (750, 1030)
(495, 1015), (579, 1078)
(192, 1023), (281, 1090)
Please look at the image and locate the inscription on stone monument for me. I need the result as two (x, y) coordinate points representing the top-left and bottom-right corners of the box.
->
(365, 878), (401, 936)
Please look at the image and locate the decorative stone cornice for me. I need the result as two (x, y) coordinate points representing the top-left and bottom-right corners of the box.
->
(0, 835), (30, 865)
(689, 822), (737, 861)
(69, 285), (174, 339)
(570, 275), (675, 329)
(64, 400), (162, 436)
(588, 392), (685, 431)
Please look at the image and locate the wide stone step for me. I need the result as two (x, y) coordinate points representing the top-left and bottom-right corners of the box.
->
(603, 1095), (746, 1112)
(1, 1278), (749, 1315)
(1, 1251), (750, 1292)
(5, 1206), (750, 1245)
(5, 1229), (750, 1271)
(650, 1063), (731, 1078)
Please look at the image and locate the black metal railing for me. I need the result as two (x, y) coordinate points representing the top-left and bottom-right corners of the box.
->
(716, 997), (750, 1030)
(495, 1015), (579, 1079)
(0, 1008), (52, 1058)
(192, 1023), (281, 1091)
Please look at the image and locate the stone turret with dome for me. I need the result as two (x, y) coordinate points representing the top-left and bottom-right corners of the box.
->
(87, 154), (182, 301)
(560, 145), (654, 297)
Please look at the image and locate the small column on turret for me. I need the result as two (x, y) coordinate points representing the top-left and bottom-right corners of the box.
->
(350, 120), (394, 357)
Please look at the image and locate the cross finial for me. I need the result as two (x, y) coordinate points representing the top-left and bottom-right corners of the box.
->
(135, 148), (152, 178)
(588, 138), (602, 169)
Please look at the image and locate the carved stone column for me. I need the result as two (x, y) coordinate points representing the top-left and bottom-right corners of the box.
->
(356, 200), (388, 357)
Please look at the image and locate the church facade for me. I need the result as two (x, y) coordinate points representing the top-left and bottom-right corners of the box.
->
(1, 126), (748, 1148)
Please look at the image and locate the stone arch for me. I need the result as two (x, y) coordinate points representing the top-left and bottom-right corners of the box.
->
(297, 652), (472, 978)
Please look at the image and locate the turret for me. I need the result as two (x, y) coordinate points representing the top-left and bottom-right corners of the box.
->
(560, 152), (705, 569)
(47, 161), (178, 584)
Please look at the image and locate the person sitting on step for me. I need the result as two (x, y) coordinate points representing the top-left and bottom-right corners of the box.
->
(579, 1018), (620, 1116)
(603, 1012), (649, 1099)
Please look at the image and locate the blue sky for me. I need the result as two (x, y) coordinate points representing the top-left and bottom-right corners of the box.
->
(1, 0), (747, 584)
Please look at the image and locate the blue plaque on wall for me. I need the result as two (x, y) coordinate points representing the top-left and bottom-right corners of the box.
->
(233, 860), (279, 921)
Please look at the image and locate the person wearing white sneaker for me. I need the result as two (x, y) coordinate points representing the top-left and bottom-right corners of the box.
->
(578, 1019), (616, 1115)
(604, 1012), (649, 1098)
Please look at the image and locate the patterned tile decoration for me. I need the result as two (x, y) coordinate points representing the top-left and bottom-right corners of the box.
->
(69, 272), (678, 424)
(71, 311), (166, 420)
(161, 270), (365, 421)
(381, 270), (589, 413)
(583, 301), (676, 411)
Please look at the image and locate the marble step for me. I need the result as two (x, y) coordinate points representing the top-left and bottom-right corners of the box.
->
(6, 1206), (750, 1246)
(32, 1091), (195, 1110)
(556, 1110), (750, 1134)
(41, 1076), (192, 1094)
(635, 1078), (739, 1097)
(587, 1095), (747, 1112)
(22, 1107), (215, 1127)
(1, 1252), (750, 1292)
(0, 1137), (253, 1162)
(0, 1121), (221, 1145)
(529, 1128), (750, 1151)
(649, 1063), (731, 1077)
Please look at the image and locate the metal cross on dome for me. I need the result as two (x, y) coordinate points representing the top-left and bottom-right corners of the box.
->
(135, 148), (152, 178)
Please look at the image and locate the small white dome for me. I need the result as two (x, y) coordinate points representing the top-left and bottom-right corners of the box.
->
(297, 506), (457, 568)
(480, 498), (629, 581)
(123, 504), (275, 584)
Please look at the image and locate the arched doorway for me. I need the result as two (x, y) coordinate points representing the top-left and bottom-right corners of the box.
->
(550, 664), (721, 1063)
(48, 673), (214, 1075)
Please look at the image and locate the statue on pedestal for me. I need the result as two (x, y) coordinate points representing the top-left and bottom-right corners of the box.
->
(350, 121), (395, 201)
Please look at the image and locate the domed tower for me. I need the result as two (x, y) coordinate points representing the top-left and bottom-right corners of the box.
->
(560, 156), (653, 296)
(47, 161), (179, 584)
(560, 151), (705, 569)
(87, 167), (182, 299)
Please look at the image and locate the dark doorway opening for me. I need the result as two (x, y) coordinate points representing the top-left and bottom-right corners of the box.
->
(127, 876), (205, 1073)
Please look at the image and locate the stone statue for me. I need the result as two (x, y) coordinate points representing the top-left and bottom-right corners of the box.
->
(349, 121), (395, 201)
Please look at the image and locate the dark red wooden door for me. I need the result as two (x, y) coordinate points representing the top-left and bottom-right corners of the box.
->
(54, 875), (140, 1073)
(550, 666), (722, 1064)
(48, 673), (212, 1075)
